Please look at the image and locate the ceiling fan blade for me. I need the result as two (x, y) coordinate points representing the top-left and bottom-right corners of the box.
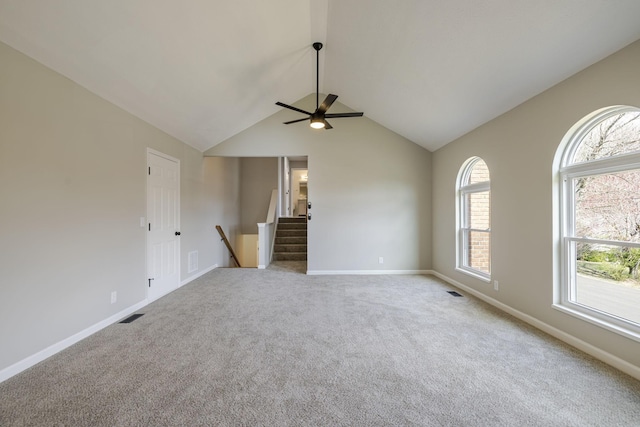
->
(323, 120), (333, 130)
(276, 102), (313, 116)
(317, 94), (338, 114)
(325, 112), (364, 118)
(283, 117), (309, 125)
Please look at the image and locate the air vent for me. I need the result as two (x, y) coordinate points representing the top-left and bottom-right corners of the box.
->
(119, 314), (144, 323)
(188, 251), (198, 273)
(447, 291), (463, 297)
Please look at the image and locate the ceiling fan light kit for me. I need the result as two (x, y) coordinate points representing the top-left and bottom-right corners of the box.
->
(310, 117), (325, 129)
(276, 42), (363, 130)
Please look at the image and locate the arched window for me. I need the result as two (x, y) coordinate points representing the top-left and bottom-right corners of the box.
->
(457, 157), (491, 280)
(557, 106), (640, 339)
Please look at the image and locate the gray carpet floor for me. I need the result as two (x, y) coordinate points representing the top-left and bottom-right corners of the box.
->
(1, 262), (639, 426)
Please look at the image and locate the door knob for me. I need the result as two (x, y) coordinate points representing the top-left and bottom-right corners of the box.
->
(175, 231), (181, 236)
(307, 213), (312, 221)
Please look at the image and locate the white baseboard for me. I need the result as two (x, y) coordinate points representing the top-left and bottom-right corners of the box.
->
(306, 269), (431, 275)
(1, 263), (221, 384)
(180, 263), (218, 287)
(429, 270), (640, 381)
(0, 300), (147, 384)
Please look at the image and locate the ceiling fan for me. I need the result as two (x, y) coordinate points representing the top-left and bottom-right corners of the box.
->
(276, 42), (364, 130)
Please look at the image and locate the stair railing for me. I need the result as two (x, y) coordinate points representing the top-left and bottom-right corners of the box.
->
(215, 225), (241, 267)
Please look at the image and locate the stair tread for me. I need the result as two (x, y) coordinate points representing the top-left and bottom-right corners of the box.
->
(276, 231), (306, 237)
(274, 245), (307, 253)
(274, 253), (307, 261)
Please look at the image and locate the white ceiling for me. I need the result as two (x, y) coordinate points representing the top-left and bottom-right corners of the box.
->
(1, 1), (640, 152)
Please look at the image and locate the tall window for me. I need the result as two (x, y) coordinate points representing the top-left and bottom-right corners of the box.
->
(558, 106), (640, 340)
(457, 157), (491, 281)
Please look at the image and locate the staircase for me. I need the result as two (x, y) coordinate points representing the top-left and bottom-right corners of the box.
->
(273, 217), (307, 261)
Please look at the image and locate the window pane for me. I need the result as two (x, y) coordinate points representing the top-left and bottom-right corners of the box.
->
(465, 191), (490, 229)
(574, 242), (640, 325)
(464, 230), (491, 274)
(571, 112), (640, 164)
(467, 159), (490, 184)
(574, 170), (640, 242)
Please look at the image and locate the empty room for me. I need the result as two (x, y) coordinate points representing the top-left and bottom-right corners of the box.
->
(1, 1), (640, 425)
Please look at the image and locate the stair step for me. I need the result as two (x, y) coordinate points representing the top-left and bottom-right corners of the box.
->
(276, 229), (306, 237)
(274, 244), (307, 253)
(275, 236), (307, 245)
(278, 217), (307, 223)
(273, 252), (307, 261)
(277, 222), (307, 230)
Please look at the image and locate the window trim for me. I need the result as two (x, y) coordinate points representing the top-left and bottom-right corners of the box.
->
(560, 105), (640, 168)
(555, 105), (640, 342)
(456, 157), (491, 282)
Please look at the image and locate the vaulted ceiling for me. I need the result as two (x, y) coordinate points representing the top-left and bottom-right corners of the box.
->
(1, 1), (640, 152)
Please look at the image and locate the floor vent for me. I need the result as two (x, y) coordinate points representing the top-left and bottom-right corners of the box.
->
(447, 291), (463, 297)
(120, 314), (144, 323)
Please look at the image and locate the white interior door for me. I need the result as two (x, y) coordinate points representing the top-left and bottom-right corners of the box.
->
(147, 150), (180, 302)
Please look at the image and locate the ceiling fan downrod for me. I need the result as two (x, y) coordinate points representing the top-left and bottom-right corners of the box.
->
(313, 42), (323, 110)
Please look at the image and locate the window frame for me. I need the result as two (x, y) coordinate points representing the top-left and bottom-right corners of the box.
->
(456, 157), (491, 282)
(556, 105), (640, 342)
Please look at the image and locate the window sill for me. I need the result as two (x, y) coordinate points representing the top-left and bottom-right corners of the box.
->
(456, 267), (491, 283)
(552, 303), (640, 343)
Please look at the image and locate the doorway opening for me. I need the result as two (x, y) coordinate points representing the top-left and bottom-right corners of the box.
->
(273, 156), (308, 273)
(290, 168), (308, 218)
(281, 156), (308, 218)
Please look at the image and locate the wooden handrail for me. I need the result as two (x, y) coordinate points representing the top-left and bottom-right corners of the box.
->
(216, 225), (241, 267)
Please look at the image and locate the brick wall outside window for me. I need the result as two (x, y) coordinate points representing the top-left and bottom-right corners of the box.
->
(467, 191), (490, 273)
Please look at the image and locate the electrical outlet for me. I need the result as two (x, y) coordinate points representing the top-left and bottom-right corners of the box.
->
(379, 257), (384, 264)
(493, 281), (499, 291)
(111, 291), (117, 304)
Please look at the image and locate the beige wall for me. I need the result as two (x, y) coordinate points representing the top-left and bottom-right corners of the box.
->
(432, 40), (640, 372)
(205, 95), (433, 273)
(235, 234), (259, 268)
(239, 157), (278, 234)
(0, 41), (240, 373)
(201, 156), (242, 268)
